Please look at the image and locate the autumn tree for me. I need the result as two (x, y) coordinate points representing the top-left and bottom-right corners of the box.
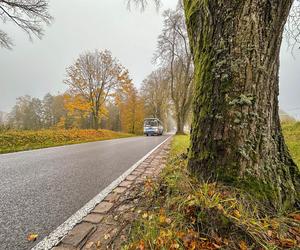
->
(0, 0), (52, 49)
(7, 94), (67, 130)
(141, 69), (169, 125)
(155, 5), (193, 134)
(115, 71), (145, 134)
(131, 0), (300, 211)
(43, 93), (66, 128)
(0, 111), (7, 126)
(183, 0), (300, 211)
(63, 93), (93, 129)
(64, 50), (123, 130)
(9, 95), (43, 130)
(106, 101), (122, 131)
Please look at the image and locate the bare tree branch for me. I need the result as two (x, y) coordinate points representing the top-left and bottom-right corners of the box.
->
(126, 0), (161, 11)
(153, 5), (193, 133)
(0, 29), (13, 48)
(0, 0), (52, 49)
(285, 0), (300, 50)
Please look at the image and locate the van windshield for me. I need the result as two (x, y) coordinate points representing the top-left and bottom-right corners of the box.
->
(144, 120), (158, 127)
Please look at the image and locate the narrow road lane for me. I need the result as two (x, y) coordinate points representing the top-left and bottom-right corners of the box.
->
(0, 135), (170, 250)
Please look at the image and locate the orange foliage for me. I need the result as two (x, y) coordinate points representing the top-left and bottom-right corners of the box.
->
(64, 94), (91, 115)
(115, 71), (145, 134)
(63, 94), (107, 128)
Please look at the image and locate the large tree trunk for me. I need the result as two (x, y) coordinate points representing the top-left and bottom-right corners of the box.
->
(183, 0), (300, 211)
(176, 114), (185, 134)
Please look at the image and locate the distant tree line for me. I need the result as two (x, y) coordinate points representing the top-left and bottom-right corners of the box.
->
(0, 50), (145, 133)
(3, 90), (145, 134)
(0, 48), (182, 134)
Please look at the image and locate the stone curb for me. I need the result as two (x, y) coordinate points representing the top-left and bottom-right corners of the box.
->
(52, 138), (171, 250)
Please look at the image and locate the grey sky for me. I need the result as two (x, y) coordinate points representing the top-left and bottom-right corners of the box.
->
(0, 0), (176, 112)
(0, 0), (299, 119)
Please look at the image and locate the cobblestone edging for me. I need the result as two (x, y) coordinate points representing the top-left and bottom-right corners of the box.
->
(51, 138), (171, 250)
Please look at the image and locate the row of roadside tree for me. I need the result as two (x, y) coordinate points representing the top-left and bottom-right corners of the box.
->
(0, 5), (192, 135)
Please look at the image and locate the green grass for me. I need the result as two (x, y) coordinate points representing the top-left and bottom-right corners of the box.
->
(169, 124), (300, 166)
(282, 122), (300, 167)
(169, 134), (190, 156)
(0, 129), (134, 154)
(124, 135), (300, 250)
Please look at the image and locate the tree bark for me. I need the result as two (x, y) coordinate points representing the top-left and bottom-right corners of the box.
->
(176, 105), (189, 135)
(176, 113), (185, 134)
(93, 111), (99, 130)
(183, 0), (300, 211)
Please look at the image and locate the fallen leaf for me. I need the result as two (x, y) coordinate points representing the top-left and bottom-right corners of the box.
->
(138, 240), (145, 250)
(170, 242), (180, 249)
(166, 217), (172, 224)
(217, 204), (224, 212)
(213, 243), (222, 249)
(270, 220), (280, 229)
(223, 238), (229, 245)
(279, 238), (296, 248)
(233, 210), (241, 218)
(159, 215), (166, 223)
(85, 242), (95, 249)
(104, 234), (110, 240)
(208, 190), (215, 197)
(239, 240), (248, 250)
(27, 233), (38, 242)
(290, 213), (300, 221)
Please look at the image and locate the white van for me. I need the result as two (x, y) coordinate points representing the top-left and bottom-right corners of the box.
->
(143, 118), (164, 136)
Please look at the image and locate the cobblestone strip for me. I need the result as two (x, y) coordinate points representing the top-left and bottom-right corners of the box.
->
(52, 139), (171, 250)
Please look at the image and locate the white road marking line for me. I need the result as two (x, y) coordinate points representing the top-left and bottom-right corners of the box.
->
(32, 136), (172, 250)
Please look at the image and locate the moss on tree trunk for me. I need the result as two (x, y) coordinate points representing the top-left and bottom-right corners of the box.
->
(183, 0), (300, 212)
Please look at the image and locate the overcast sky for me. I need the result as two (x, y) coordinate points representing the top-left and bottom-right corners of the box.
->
(0, 0), (300, 119)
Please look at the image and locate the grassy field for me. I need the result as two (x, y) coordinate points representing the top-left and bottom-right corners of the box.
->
(165, 122), (300, 166)
(0, 129), (134, 154)
(282, 122), (300, 166)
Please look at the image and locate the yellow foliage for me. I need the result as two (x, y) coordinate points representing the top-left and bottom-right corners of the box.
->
(63, 93), (107, 128)
(64, 94), (91, 115)
(115, 71), (145, 134)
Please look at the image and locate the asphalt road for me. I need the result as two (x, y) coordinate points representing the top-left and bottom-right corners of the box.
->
(0, 135), (170, 250)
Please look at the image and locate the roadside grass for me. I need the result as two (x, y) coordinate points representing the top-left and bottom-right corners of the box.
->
(0, 129), (134, 154)
(282, 121), (300, 167)
(124, 135), (300, 250)
(169, 134), (190, 157)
